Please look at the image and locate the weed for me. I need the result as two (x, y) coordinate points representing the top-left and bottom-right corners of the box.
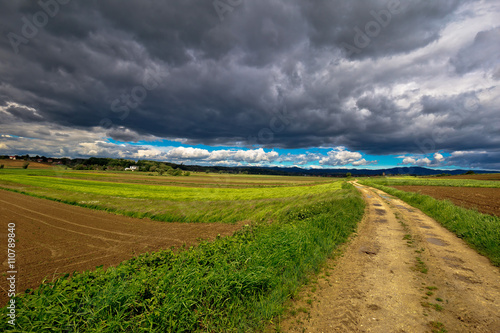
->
(429, 321), (447, 333)
(421, 302), (444, 311)
(413, 257), (428, 274)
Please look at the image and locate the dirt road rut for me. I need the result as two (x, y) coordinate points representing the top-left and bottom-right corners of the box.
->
(282, 182), (500, 332)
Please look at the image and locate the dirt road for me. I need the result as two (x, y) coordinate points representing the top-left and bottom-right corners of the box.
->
(0, 190), (242, 306)
(282, 182), (500, 332)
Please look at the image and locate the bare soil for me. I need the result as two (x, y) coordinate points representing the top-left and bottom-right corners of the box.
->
(430, 173), (500, 181)
(0, 159), (53, 169)
(391, 185), (500, 217)
(280, 182), (500, 332)
(0, 190), (242, 305)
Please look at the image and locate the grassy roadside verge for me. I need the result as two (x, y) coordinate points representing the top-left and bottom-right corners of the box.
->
(359, 180), (500, 266)
(0, 184), (364, 332)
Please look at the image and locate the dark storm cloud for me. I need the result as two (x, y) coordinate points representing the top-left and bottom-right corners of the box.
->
(446, 150), (500, 170)
(450, 26), (500, 74)
(0, 0), (499, 168)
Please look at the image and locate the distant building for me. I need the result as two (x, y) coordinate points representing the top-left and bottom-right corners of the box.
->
(9, 156), (16, 160)
(47, 159), (53, 163)
(125, 166), (138, 171)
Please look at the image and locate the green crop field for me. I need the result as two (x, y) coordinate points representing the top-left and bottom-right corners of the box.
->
(0, 170), (364, 332)
(0, 169), (343, 223)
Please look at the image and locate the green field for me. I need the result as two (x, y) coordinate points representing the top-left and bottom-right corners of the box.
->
(0, 169), (342, 223)
(0, 170), (364, 332)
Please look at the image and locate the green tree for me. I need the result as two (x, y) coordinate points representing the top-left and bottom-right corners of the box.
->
(465, 170), (475, 175)
(346, 172), (352, 178)
(22, 162), (30, 169)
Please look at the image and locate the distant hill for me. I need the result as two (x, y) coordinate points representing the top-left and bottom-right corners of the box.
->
(2, 155), (498, 176)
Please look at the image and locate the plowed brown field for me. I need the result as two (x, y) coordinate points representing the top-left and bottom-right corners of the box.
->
(391, 186), (500, 217)
(434, 173), (500, 181)
(0, 190), (242, 305)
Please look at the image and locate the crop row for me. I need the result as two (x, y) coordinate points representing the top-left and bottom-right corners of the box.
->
(0, 173), (341, 201)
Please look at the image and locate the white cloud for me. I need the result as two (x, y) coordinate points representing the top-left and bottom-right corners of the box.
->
(277, 152), (321, 165)
(400, 155), (437, 166)
(166, 147), (211, 160)
(433, 153), (444, 162)
(319, 147), (374, 166)
(165, 147), (279, 164)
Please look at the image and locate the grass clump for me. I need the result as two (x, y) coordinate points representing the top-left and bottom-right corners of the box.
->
(0, 185), (364, 332)
(429, 321), (447, 333)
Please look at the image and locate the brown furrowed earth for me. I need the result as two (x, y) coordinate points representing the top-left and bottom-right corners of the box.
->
(433, 173), (500, 181)
(391, 185), (500, 217)
(0, 159), (53, 169)
(0, 190), (242, 306)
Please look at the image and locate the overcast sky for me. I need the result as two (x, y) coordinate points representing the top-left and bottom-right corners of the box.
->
(0, 0), (499, 169)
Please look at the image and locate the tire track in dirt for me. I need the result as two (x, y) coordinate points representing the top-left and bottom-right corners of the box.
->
(280, 182), (500, 332)
(0, 190), (243, 306)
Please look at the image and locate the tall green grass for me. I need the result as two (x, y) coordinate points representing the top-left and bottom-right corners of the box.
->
(0, 185), (364, 332)
(360, 181), (500, 266)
